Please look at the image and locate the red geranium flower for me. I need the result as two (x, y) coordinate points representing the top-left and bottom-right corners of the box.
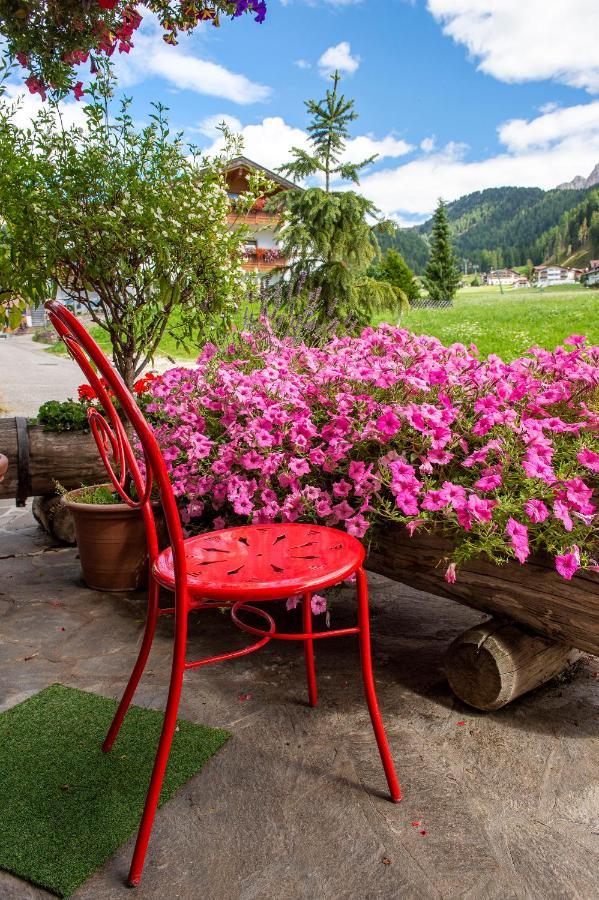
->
(133, 372), (159, 394)
(78, 384), (96, 402)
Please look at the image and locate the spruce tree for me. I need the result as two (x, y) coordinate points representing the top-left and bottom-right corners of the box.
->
(422, 199), (462, 303)
(370, 249), (420, 302)
(273, 72), (407, 327)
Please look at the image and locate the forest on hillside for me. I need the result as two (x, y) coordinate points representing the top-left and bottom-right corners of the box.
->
(382, 184), (599, 273)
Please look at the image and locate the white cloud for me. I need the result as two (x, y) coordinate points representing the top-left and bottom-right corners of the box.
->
(318, 42), (360, 77)
(114, 12), (270, 104)
(294, 59), (311, 69)
(205, 115), (412, 174)
(191, 113), (243, 138)
(427, 0), (599, 93)
(420, 136), (436, 153)
(359, 101), (599, 221)
(207, 116), (309, 172)
(539, 102), (559, 115)
(498, 101), (599, 152)
(1, 82), (89, 131)
(345, 133), (413, 161)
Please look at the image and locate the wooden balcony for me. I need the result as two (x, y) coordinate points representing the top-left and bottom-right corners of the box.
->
(240, 253), (287, 272)
(228, 211), (280, 228)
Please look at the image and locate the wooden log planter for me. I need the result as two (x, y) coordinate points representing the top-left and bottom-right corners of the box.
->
(1, 419), (597, 709)
(0, 417), (104, 504)
(368, 527), (598, 709)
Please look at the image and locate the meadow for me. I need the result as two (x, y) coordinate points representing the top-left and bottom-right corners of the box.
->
(376, 283), (599, 360)
(48, 283), (598, 365)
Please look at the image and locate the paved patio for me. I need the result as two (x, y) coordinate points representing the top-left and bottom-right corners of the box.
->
(1, 500), (598, 899)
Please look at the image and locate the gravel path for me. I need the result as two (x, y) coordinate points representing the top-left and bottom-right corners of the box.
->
(0, 333), (187, 418)
(0, 334), (82, 417)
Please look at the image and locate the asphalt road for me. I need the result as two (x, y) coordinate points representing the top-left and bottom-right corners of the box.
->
(0, 334), (82, 417)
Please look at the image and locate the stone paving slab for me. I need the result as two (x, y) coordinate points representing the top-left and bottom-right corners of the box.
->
(0, 501), (598, 899)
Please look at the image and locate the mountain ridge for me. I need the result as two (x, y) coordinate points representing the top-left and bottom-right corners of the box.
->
(557, 162), (599, 191)
(379, 181), (599, 273)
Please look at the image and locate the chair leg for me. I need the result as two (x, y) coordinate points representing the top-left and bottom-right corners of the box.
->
(302, 592), (318, 707)
(127, 591), (188, 887)
(103, 578), (160, 753)
(355, 567), (402, 803)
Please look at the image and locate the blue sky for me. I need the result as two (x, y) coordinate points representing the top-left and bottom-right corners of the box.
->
(9, 0), (599, 224)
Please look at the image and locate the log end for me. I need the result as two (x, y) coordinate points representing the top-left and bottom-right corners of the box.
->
(445, 619), (581, 711)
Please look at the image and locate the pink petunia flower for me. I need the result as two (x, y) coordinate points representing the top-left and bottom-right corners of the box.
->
(467, 494), (496, 523)
(505, 518), (530, 564)
(311, 594), (327, 615)
(555, 546), (580, 580)
(289, 457), (310, 477)
(553, 499), (574, 533)
(332, 479), (352, 498)
(474, 472), (502, 492)
(577, 448), (599, 473)
(286, 593), (301, 611)
(524, 499), (549, 523)
(376, 410), (401, 437)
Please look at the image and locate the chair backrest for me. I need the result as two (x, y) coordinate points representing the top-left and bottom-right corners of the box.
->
(45, 300), (187, 591)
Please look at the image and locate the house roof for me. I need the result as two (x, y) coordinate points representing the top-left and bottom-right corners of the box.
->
(534, 264), (571, 271)
(225, 155), (300, 191)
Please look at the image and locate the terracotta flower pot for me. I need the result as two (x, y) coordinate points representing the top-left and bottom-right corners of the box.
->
(62, 485), (149, 591)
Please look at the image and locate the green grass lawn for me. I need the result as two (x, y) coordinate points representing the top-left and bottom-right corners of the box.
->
(375, 283), (599, 360)
(48, 283), (598, 365)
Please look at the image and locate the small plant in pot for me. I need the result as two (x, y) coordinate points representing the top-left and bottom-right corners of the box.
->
(39, 377), (162, 591)
(61, 484), (151, 592)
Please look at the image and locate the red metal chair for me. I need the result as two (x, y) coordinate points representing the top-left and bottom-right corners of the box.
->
(45, 300), (401, 887)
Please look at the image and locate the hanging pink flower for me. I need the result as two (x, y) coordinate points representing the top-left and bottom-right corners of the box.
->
(505, 518), (530, 564)
(286, 593), (301, 611)
(311, 594), (327, 615)
(445, 563), (457, 584)
(555, 546), (580, 580)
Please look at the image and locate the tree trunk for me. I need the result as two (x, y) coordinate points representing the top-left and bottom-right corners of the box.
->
(444, 620), (581, 711)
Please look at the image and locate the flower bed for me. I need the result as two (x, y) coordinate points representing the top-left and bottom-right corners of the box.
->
(145, 325), (599, 582)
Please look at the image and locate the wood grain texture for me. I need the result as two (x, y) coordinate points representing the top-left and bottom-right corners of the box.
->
(31, 494), (76, 544)
(367, 525), (599, 656)
(444, 619), (581, 710)
(0, 418), (104, 499)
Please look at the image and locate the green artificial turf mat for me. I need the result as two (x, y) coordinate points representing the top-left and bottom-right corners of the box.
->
(0, 684), (230, 897)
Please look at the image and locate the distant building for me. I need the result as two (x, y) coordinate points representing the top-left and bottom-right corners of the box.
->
(513, 276), (530, 288)
(533, 264), (579, 285)
(225, 156), (298, 275)
(584, 262), (599, 287)
(486, 268), (521, 285)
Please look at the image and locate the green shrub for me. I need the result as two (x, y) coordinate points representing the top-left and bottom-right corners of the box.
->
(35, 399), (91, 432)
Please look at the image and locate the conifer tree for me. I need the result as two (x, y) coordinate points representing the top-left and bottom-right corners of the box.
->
(422, 199), (461, 302)
(273, 72), (407, 327)
(370, 249), (420, 303)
